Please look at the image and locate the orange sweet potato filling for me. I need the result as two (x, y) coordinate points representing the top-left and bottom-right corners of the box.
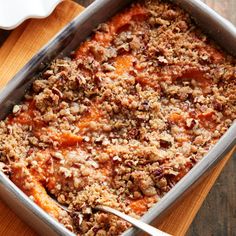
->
(113, 55), (134, 76)
(11, 165), (60, 218)
(129, 196), (157, 215)
(2, 1), (233, 232)
(75, 4), (147, 57)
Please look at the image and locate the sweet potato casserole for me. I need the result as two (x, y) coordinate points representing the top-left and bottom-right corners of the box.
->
(0, 0), (235, 235)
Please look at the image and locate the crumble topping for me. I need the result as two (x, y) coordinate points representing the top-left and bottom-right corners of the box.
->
(0, 0), (235, 235)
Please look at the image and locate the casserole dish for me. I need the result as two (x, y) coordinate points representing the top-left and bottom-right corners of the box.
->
(0, 0), (235, 236)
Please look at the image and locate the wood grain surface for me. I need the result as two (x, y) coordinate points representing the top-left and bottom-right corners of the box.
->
(0, 0), (235, 236)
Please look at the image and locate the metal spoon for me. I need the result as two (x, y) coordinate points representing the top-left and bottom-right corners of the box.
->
(95, 205), (171, 236)
(53, 199), (171, 236)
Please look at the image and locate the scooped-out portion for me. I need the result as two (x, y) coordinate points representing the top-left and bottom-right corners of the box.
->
(0, 0), (235, 235)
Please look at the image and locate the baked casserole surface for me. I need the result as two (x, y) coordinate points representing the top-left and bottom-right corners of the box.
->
(0, 0), (235, 235)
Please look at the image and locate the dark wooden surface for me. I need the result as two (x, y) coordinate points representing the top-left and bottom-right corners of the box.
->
(0, 1), (235, 235)
(187, 153), (236, 236)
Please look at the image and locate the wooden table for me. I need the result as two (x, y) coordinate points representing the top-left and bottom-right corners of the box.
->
(0, 1), (235, 235)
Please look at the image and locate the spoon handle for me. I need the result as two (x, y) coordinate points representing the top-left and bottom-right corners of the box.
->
(95, 205), (171, 236)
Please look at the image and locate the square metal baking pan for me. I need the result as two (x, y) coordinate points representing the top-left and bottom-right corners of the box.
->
(0, 0), (236, 235)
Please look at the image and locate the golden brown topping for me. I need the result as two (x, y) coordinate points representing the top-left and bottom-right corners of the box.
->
(0, 0), (235, 235)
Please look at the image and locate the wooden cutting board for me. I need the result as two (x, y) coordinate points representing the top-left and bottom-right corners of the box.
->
(0, 1), (235, 235)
